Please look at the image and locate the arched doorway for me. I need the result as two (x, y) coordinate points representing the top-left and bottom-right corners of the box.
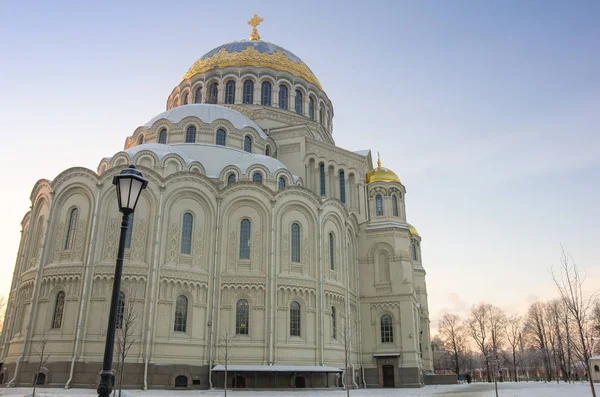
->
(295, 375), (306, 388)
(233, 375), (245, 388)
(175, 375), (188, 388)
(382, 365), (394, 388)
(36, 373), (46, 386)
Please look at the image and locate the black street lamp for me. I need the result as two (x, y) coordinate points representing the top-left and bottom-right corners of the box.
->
(97, 164), (148, 397)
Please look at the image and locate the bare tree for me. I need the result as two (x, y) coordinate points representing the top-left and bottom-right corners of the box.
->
(552, 248), (597, 397)
(438, 313), (467, 376)
(524, 302), (552, 381)
(113, 289), (140, 397)
(505, 315), (522, 382)
(218, 329), (233, 397)
(32, 332), (50, 397)
(335, 316), (353, 396)
(467, 303), (492, 382)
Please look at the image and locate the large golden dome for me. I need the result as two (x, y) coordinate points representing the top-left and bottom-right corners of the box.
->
(366, 153), (401, 183)
(407, 223), (420, 237)
(182, 15), (321, 89)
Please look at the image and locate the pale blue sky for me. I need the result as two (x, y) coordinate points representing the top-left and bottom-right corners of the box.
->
(1, 1), (598, 329)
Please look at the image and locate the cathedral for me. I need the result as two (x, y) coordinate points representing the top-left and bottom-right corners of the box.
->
(0, 16), (433, 390)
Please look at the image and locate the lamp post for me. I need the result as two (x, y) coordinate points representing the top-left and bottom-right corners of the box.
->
(97, 164), (148, 397)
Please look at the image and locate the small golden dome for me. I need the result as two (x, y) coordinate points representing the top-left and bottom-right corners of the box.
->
(366, 152), (401, 184)
(407, 223), (419, 237)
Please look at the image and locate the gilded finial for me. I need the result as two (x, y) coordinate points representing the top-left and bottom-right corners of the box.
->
(247, 14), (264, 41)
(377, 151), (382, 168)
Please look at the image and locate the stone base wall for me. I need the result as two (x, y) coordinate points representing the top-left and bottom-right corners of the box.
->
(363, 366), (424, 388)
(425, 374), (457, 385)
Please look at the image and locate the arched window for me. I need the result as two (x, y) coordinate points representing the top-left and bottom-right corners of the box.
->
(116, 291), (125, 329)
(181, 212), (193, 255)
(208, 83), (218, 104)
(194, 86), (202, 103)
(124, 213), (134, 249)
(252, 172), (262, 184)
(392, 195), (399, 217)
(265, 146), (271, 157)
(216, 129), (226, 146)
(64, 207), (78, 250)
(329, 232), (335, 270)
(174, 295), (188, 332)
(319, 163), (326, 196)
(243, 80), (254, 104)
(411, 244), (418, 261)
(239, 219), (251, 259)
(375, 194), (383, 216)
(295, 90), (303, 114)
(381, 315), (393, 343)
(182, 93), (188, 105)
(595, 365), (600, 372)
(278, 177), (286, 190)
(278, 85), (288, 109)
(185, 126), (196, 143)
(331, 306), (337, 339)
(291, 223), (301, 263)
(244, 135), (252, 152)
(236, 299), (249, 335)
(158, 128), (167, 144)
(225, 80), (236, 104)
(227, 173), (236, 185)
(52, 291), (65, 328)
(339, 170), (346, 204)
(290, 301), (301, 336)
(138, 135), (144, 145)
(261, 81), (272, 106)
(309, 97), (315, 120)
(319, 107), (324, 125)
(175, 375), (188, 388)
(36, 373), (46, 386)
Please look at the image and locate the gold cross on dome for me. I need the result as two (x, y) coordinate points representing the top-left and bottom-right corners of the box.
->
(248, 14), (264, 41)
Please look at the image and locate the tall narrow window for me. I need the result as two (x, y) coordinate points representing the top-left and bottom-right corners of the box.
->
(309, 97), (315, 120)
(265, 146), (271, 157)
(138, 135), (144, 145)
(182, 93), (188, 105)
(208, 83), (218, 104)
(239, 219), (251, 259)
(174, 295), (188, 332)
(319, 107), (324, 125)
(339, 170), (346, 204)
(64, 208), (78, 250)
(319, 163), (326, 196)
(181, 212), (193, 255)
(261, 82), (272, 106)
(52, 291), (65, 328)
(392, 195), (399, 217)
(195, 86), (202, 103)
(225, 80), (236, 104)
(236, 299), (249, 335)
(227, 174), (236, 185)
(278, 177), (286, 190)
(116, 291), (125, 329)
(331, 306), (337, 339)
(291, 223), (301, 263)
(243, 80), (254, 104)
(376, 194), (383, 216)
(412, 244), (418, 261)
(381, 315), (393, 343)
(244, 136), (252, 153)
(295, 90), (303, 114)
(216, 129), (226, 146)
(290, 301), (301, 336)
(252, 172), (262, 184)
(158, 128), (167, 144)
(124, 213), (134, 249)
(329, 232), (335, 270)
(278, 85), (288, 109)
(186, 126), (196, 143)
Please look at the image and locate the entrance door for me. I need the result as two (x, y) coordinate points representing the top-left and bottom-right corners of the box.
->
(295, 376), (306, 388)
(382, 365), (395, 388)
(234, 375), (245, 388)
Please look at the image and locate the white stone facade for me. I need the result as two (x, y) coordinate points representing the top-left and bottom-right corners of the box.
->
(0, 39), (433, 390)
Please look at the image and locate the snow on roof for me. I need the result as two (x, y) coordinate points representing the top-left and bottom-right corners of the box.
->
(144, 104), (267, 139)
(353, 149), (371, 157)
(212, 364), (343, 372)
(123, 143), (296, 179)
(591, 356), (600, 360)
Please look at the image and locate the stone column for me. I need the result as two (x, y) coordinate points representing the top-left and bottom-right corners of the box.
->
(273, 86), (280, 108)
(254, 83), (261, 105)
(235, 80), (242, 105)
(217, 83), (224, 104)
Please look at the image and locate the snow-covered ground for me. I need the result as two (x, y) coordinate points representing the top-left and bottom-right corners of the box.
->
(0, 382), (594, 397)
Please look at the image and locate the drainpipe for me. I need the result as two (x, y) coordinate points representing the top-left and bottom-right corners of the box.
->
(268, 201), (275, 364)
(343, 221), (354, 389)
(354, 232), (366, 389)
(9, 192), (54, 387)
(208, 197), (221, 389)
(65, 189), (101, 388)
(317, 208), (324, 365)
(143, 189), (164, 390)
